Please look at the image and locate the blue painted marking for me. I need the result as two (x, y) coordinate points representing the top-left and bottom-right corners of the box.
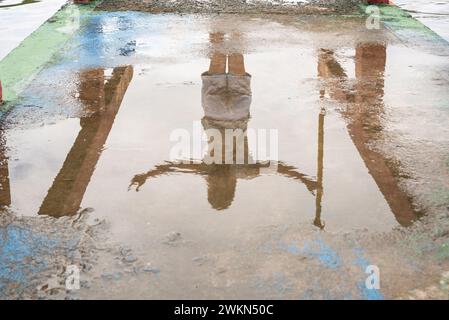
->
(0, 224), (79, 298)
(277, 240), (300, 255)
(301, 238), (342, 269)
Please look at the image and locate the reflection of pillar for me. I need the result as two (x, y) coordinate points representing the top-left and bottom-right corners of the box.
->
(0, 133), (11, 208)
(314, 111), (325, 229)
(350, 43), (417, 226)
(80, 69), (105, 112)
(318, 44), (417, 226)
(317, 49), (352, 102)
(355, 44), (386, 106)
(38, 66), (133, 217)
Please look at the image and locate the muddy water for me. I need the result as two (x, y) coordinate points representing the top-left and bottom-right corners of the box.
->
(1, 12), (449, 298)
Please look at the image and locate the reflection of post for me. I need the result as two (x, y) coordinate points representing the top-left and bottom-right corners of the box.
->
(0, 133), (11, 208)
(355, 44), (386, 107)
(351, 44), (417, 226)
(38, 66), (133, 217)
(318, 44), (418, 226)
(314, 111), (325, 229)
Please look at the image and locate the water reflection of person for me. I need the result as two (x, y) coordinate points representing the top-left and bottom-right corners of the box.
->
(130, 32), (321, 215)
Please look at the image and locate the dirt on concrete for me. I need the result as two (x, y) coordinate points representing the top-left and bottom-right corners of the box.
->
(96, 0), (363, 15)
(0, 209), (105, 299)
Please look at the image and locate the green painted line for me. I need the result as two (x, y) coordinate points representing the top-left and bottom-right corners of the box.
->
(359, 4), (449, 51)
(0, 2), (100, 111)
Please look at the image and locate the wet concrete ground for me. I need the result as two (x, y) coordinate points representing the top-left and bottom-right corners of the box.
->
(1, 4), (449, 300)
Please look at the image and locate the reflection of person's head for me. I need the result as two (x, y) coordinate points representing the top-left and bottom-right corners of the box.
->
(206, 166), (237, 210)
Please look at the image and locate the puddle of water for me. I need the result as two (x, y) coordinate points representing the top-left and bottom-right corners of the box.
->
(3, 13), (405, 229)
(1, 12), (449, 298)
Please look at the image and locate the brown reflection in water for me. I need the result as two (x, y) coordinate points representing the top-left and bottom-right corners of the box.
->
(0, 129), (11, 209)
(131, 32), (325, 227)
(314, 110), (325, 229)
(38, 66), (133, 217)
(130, 160), (319, 211)
(318, 44), (418, 226)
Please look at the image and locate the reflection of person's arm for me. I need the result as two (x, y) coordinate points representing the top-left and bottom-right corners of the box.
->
(276, 164), (318, 195)
(129, 163), (203, 191)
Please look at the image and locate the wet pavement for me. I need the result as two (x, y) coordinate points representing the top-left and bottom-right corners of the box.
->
(1, 4), (449, 300)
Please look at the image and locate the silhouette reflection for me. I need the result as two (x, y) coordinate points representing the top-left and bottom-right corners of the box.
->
(38, 66), (133, 217)
(130, 32), (325, 227)
(317, 43), (418, 226)
(314, 110), (325, 229)
(0, 128), (11, 209)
